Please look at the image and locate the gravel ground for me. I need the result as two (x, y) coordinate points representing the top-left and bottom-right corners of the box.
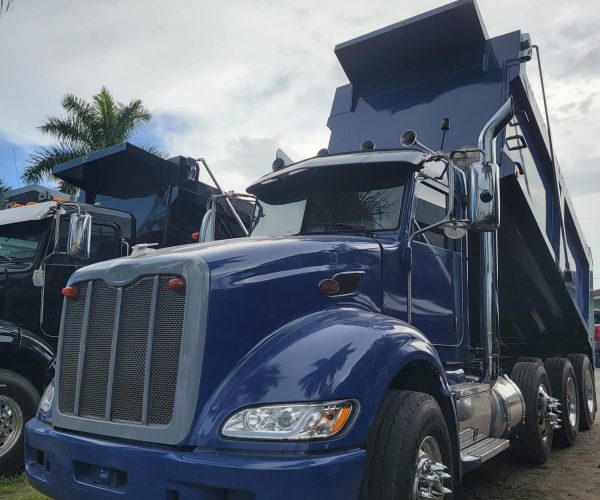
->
(456, 371), (600, 499)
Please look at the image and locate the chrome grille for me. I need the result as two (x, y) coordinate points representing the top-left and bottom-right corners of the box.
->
(58, 275), (186, 427)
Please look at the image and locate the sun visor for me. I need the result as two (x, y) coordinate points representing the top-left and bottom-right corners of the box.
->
(0, 201), (58, 226)
(52, 143), (174, 199)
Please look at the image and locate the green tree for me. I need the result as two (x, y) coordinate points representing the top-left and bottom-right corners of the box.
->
(23, 87), (156, 194)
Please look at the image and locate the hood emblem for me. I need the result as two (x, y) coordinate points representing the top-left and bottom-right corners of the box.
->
(319, 279), (340, 295)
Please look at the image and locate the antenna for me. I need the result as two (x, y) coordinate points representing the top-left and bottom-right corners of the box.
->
(440, 117), (450, 150)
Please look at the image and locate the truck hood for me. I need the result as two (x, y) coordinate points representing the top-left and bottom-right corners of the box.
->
(178, 235), (384, 415)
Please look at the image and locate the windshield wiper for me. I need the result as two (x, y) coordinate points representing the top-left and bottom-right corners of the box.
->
(324, 223), (375, 238)
(0, 255), (22, 264)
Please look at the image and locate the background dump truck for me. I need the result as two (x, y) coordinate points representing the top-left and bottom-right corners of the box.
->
(0, 142), (252, 473)
(25, 1), (594, 498)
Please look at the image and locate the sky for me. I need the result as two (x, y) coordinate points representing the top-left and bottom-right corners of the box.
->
(0, 0), (599, 282)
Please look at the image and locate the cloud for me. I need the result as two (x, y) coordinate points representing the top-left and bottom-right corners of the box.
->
(1, 0), (599, 274)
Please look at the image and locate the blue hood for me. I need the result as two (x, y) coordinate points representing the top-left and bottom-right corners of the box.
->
(193, 235), (382, 415)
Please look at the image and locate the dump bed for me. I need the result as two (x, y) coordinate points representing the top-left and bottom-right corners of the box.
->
(326, 0), (593, 357)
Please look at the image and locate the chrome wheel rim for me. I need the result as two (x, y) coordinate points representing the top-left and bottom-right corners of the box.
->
(0, 396), (23, 458)
(413, 435), (451, 499)
(566, 376), (577, 428)
(537, 384), (551, 442)
(585, 369), (595, 414)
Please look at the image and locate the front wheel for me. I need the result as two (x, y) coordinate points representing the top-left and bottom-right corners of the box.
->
(0, 370), (40, 474)
(359, 391), (453, 500)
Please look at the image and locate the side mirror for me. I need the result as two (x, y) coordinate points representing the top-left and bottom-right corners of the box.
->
(199, 208), (216, 243)
(468, 161), (500, 231)
(67, 213), (92, 259)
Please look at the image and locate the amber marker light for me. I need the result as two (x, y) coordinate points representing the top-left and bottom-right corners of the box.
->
(168, 277), (186, 293)
(327, 405), (353, 435)
(61, 286), (79, 299)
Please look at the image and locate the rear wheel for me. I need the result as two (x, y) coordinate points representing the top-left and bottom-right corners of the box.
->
(545, 357), (579, 446)
(510, 362), (556, 463)
(0, 370), (40, 474)
(359, 391), (453, 500)
(567, 353), (596, 430)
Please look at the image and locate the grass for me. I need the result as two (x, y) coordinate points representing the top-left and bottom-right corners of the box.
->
(0, 472), (47, 499)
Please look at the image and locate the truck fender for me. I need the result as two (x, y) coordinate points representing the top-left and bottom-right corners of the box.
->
(192, 307), (457, 452)
(0, 320), (55, 392)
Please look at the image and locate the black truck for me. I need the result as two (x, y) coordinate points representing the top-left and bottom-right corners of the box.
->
(0, 142), (251, 472)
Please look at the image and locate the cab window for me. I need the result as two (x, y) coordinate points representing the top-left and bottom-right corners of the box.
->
(414, 181), (455, 251)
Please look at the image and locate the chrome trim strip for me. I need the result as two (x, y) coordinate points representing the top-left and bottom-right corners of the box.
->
(104, 286), (123, 419)
(141, 275), (159, 425)
(73, 280), (94, 416)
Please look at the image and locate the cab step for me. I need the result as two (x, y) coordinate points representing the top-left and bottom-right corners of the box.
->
(461, 437), (510, 463)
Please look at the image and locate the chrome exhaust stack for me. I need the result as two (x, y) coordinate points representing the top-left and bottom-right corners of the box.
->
(469, 98), (514, 384)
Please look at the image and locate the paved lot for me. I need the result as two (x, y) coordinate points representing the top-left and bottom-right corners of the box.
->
(456, 371), (600, 499)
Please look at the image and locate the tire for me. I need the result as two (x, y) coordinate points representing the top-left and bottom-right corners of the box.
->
(516, 357), (543, 365)
(359, 391), (454, 500)
(510, 362), (553, 463)
(544, 358), (578, 446)
(567, 353), (596, 430)
(0, 370), (40, 475)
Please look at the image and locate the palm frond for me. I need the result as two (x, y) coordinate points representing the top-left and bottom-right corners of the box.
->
(114, 99), (152, 142)
(0, 178), (11, 192)
(0, 0), (16, 14)
(23, 145), (89, 188)
(142, 145), (166, 158)
(93, 86), (119, 146)
(38, 115), (94, 147)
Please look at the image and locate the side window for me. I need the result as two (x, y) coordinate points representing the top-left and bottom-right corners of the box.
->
(414, 181), (455, 251)
(89, 223), (118, 263)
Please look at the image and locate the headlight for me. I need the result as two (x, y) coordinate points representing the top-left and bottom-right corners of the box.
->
(221, 400), (356, 440)
(38, 382), (54, 414)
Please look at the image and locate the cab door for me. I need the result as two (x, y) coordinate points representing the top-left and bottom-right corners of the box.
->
(409, 179), (464, 349)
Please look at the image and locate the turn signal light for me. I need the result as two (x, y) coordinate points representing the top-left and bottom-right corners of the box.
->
(61, 286), (79, 299)
(191, 232), (200, 241)
(168, 278), (186, 293)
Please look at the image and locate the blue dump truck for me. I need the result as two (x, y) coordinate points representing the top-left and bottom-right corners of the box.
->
(0, 144), (252, 473)
(25, 1), (595, 498)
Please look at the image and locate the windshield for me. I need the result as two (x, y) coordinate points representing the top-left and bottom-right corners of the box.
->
(0, 220), (47, 262)
(250, 163), (408, 237)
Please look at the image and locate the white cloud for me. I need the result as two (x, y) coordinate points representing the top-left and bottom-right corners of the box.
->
(1, 0), (599, 280)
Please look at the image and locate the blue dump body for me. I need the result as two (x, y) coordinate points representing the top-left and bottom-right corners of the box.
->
(25, 1), (594, 499)
(328, 0), (592, 356)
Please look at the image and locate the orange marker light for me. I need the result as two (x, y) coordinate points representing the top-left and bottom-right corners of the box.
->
(328, 405), (352, 435)
(61, 286), (79, 299)
(191, 232), (200, 241)
(168, 277), (186, 293)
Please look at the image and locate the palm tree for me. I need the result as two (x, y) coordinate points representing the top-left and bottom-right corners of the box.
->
(0, 179), (10, 192)
(23, 87), (156, 194)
